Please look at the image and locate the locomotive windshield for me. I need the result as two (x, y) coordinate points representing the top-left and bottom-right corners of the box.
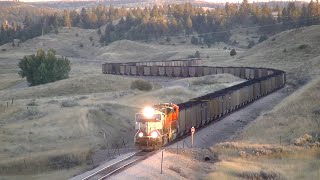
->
(135, 113), (161, 122)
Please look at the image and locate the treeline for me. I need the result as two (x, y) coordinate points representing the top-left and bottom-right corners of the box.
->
(99, 0), (320, 46)
(1, 0), (320, 46)
(0, 13), (64, 46)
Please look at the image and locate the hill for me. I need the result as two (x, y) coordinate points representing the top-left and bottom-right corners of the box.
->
(0, 23), (320, 180)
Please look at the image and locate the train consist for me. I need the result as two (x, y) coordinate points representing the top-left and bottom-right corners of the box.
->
(102, 59), (286, 150)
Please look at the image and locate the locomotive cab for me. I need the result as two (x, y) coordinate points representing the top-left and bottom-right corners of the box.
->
(134, 104), (179, 151)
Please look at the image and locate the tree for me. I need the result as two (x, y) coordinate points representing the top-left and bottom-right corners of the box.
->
(18, 49), (71, 86)
(230, 49), (237, 56)
(185, 15), (193, 35)
(195, 51), (200, 58)
(63, 10), (71, 29)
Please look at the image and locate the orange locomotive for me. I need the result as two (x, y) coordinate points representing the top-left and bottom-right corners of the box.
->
(134, 103), (179, 151)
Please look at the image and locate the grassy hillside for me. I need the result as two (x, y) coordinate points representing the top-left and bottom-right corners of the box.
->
(207, 76), (320, 179)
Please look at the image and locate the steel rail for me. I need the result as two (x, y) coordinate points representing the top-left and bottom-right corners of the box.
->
(81, 151), (140, 180)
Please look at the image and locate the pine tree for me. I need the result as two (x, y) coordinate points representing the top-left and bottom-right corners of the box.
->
(63, 10), (71, 29)
(185, 15), (193, 36)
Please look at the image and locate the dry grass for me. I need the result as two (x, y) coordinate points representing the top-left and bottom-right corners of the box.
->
(206, 77), (320, 179)
(0, 74), (136, 100)
(206, 147), (320, 180)
(0, 23), (319, 180)
(0, 73), (23, 90)
(235, 77), (320, 144)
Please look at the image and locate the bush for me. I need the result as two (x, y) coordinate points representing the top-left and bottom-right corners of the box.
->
(191, 36), (198, 45)
(195, 51), (200, 58)
(239, 170), (284, 180)
(298, 44), (309, 49)
(27, 99), (38, 106)
(79, 43), (84, 48)
(166, 36), (171, 43)
(89, 36), (93, 42)
(61, 100), (79, 107)
(131, 80), (152, 91)
(75, 33), (79, 37)
(54, 29), (59, 34)
(258, 35), (268, 43)
(230, 49), (237, 56)
(223, 47), (227, 50)
(18, 49), (71, 86)
(188, 51), (201, 58)
(248, 40), (255, 48)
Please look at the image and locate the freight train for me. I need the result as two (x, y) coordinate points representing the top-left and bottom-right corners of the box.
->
(102, 59), (286, 150)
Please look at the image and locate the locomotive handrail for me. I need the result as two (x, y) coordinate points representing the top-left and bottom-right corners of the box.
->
(102, 58), (286, 138)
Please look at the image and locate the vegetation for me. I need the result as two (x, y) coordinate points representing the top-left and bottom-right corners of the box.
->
(230, 49), (237, 56)
(248, 40), (255, 48)
(18, 49), (71, 86)
(130, 79), (152, 91)
(188, 51), (201, 58)
(258, 35), (268, 43)
(1, 1), (320, 46)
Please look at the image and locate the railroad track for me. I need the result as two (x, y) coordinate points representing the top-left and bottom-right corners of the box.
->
(86, 58), (286, 179)
(81, 150), (158, 180)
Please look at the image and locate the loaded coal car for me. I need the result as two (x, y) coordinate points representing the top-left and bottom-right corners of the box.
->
(134, 103), (179, 151)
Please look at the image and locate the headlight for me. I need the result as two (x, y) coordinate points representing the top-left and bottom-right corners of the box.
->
(138, 132), (144, 137)
(143, 107), (155, 118)
(150, 131), (158, 138)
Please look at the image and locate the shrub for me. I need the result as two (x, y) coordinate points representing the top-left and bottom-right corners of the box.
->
(12, 41), (15, 47)
(248, 40), (255, 48)
(54, 29), (59, 34)
(89, 36), (93, 42)
(18, 49), (71, 86)
(1, 49), (6, 51)
(258, 35), (268, 43)
(223, 47), (227, 50)
(191, 36), (198, 45)
(195, 51), (200, 58)
(131, 80), (152, 91)
(230, 49), (237, 56)
(61, 100), (79, 107)
(75, 33), (79, 37)
(79, 43), (84, 48)
(283, 48), (287, 53)
(272, 38), (276, 41)
(239, 170), (284, 180)
(180, 40), (186, 44)
(188, 51), (201, 58)
(48, 154), (81, 169)
(27, 99), (38, 106)
(166, 36), (171, 43)
(298, 44), (309, 49)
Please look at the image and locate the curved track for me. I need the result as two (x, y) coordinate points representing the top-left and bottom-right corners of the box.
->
(102, 58), (286, 138)
(92, 58), (286, 179)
